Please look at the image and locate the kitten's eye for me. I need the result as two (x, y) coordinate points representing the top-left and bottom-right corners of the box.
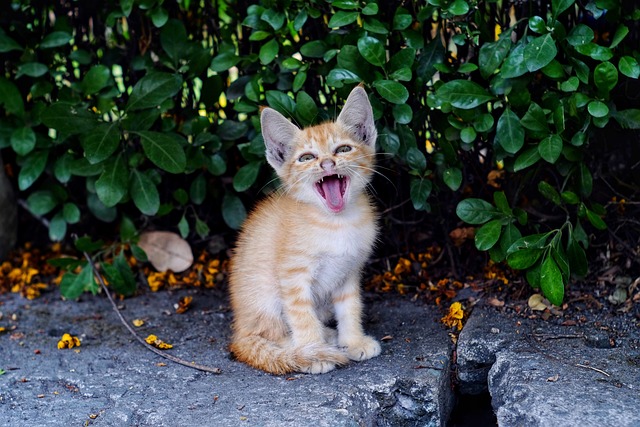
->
(298, 153), (316, 162)
(335, 145), (352, 154)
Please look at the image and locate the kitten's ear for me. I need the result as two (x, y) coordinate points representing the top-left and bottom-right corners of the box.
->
(337, 85), (377, 147)
(261, 107), (300, 169)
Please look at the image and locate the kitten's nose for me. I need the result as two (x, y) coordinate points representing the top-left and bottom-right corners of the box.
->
(321, 159), (335, 172)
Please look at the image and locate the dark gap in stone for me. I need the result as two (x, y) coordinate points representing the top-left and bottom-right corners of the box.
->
(447, 391), (497, 427)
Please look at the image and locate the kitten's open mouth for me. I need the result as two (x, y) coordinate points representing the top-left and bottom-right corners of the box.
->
(315, 174), (349, 213)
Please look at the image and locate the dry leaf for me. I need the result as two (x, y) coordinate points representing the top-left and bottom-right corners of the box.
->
(547, 374), (560, 382)
(138, 231), (194, 273)
(528, 294), (549, 311)
(132, 319), (145, 327)
(487, 297), (505, 307)
(449, 227), (475, 246)
(175, 296), (193, 314)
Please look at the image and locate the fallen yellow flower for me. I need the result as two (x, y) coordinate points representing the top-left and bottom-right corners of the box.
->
(145, 334), (173, 349)
(57, 333), (81, 349)
(441, 302), (464, 331)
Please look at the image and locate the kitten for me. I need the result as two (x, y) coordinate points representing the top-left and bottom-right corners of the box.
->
(228, 86), (381, 374)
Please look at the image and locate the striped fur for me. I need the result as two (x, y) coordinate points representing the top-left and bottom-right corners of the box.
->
(228, 86), (381, 374)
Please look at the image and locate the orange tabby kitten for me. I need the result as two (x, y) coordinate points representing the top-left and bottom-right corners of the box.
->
(228, 86), (381, 374)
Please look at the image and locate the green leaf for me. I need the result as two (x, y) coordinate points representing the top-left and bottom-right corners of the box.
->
(410, 177), (432, 211)
(217, 120), (249, 141)
(11, 127), (36, 156)
(295, 91), (319, 126)
(195, 217), (210, 238)
(327, 68), (361, 87)
(261, 9), (285, 30)
(95, 154), (128, 207)
(16, 62), (48, 78)
(265, 91), (296, 116)
(405, 147), (426, 172)
(362, 3), (378, 14)
(507, 248), (543, 269)
(112, 251), (137, 296)
(495, 108), (524, 154)
(190, 173), (206, 205)
(587, 100), (609, 118)
(560, 76), (580, 92)
(74, 236), (105, 253)
(178, 214), (189, 238)
(475, 219), (502, 251)
(300, 41), (328, 58)
(609, 24), (629, 49)
(566, 24), (594, 47)
(456, 198), (498, 224)
(593, 61), (618, 95)
(259, 38), (279, 65)
(528, 16), (547, 34)
(81, 65), (112, 95)
(41, 102), (98, 136)
(540, 255), (564, 305)
(436, 80), (494, 109)
(392, 104), (413, 124)
(552, 0), (575, 17)
(523, 34), (557, 72)
(585, 207), (607, 230)
(507, 233), (550, 253)
(328, 11), (358, 27)
(501, 43), (528, 78)
(443, 167), (462, 191)
(538, 134), (563, 163)
(60, 264), (95, 300)
(87, 194), (117, 222)
(126, 72), (183, 111)
(130, 169), (160, 215)
(134, 131), (186, 173)
(40, 31), (72, 49)
(81, 123), (120, 164)
(0, 77), (25, 117)
(389, 67), (412, 81)
(27, 191), (58, 215)
(460, 127), (476, 143)
(578, 163), (593, 197)
(520, 102), (549, 133)
(448, 0), (470, 15)
(567, 238), (588, 277)
(63, 203), (81, 224)
(538, 181), (561, 205)
(0, 33), (23, 52)
(18, 150), (48, 191)
(613, 109), (640, 129)
(233, 161), (261, 192)
(222, 192), (246, 230)
(393, 9), (413, 30)
(150, 6), (169, 27)
(618, 56), (640, 79)
(478, 34), (511, 79)
(357, 36), (386, 67)
(49, 212), (67, 242)
(373, 80), (409, 104)
(210, 52), (239, 72)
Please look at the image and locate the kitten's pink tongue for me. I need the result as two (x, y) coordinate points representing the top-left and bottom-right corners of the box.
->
(321, 178), (345, 212)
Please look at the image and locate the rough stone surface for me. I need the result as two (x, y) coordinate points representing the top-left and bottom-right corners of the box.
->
(457, 305), (640, 427)
(0, 153), (17, 260)
(0, 289), (453, 426)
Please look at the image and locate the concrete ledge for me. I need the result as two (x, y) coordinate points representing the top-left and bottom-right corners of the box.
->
(0, 290), (453, 426)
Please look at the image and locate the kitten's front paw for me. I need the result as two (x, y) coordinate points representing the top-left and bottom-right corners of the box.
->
(300, 361), (337, 374)
(345, 335), (381, 361)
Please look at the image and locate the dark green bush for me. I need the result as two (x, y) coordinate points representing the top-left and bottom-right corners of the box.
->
(1, 0), (638, 302)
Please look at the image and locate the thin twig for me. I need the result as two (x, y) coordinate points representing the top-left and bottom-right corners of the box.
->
(83, 251), (222, 374)
(576, 363), (611, 377)
(531, 333), (585, 341)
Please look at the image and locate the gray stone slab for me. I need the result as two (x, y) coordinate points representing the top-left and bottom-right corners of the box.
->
(457, 304), (640, 427)
(0, 289), (453, 426)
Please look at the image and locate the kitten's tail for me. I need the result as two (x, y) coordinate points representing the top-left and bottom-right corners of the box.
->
(230, 335), (349, 375)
